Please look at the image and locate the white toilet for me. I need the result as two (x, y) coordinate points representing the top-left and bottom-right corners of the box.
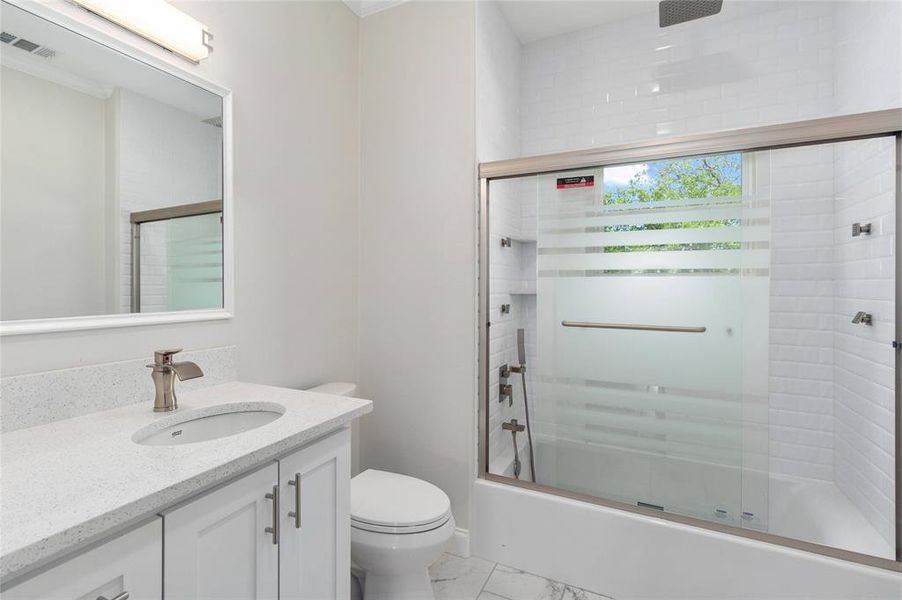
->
(350, 469), (454, 600)
(306, 382), (454, 600)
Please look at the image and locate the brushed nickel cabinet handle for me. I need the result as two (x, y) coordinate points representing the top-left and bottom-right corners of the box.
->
(97, 593), (129, 600)
(265, 484), (279, 544)
(287, 472), (301, 529)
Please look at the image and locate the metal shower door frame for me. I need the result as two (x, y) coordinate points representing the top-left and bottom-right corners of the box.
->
(477, 108), (902, 572)
(130, 200), (223, 313)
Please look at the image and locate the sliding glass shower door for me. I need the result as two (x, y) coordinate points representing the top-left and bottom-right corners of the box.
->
(482, 124), (900, 567)
(531, 153), (770, 529)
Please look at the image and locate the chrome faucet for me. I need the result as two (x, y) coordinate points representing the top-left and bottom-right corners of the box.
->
(147, 349), (204, 412)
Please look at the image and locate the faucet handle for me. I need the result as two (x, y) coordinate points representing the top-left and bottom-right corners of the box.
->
(153, 348), (183, 365)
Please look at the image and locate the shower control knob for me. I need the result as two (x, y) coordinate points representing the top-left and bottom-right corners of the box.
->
(852, 222), (872, 237)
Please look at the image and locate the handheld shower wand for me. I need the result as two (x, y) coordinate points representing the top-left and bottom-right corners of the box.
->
(517, 328), (527, 369)
(512, 328), (537, 483)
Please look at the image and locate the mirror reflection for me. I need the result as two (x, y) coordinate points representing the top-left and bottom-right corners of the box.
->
(0, 2), (224, 321)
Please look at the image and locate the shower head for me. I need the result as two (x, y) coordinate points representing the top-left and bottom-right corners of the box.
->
(517, 328), (526, 368)
(659, 0), (723, 28)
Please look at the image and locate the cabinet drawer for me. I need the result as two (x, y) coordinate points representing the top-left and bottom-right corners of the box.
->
(4, 519), (162, 600)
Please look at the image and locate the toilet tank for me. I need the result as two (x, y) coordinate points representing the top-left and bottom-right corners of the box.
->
(306, 382), (357, 397)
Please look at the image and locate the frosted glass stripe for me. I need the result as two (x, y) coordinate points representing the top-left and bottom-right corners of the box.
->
(539, 196), (748, 217)
(539, 388), (743, 422)
(537, 422), (743, 467)
(599, 195), (746, 211)
(537, 267), (770, 277)
(538, 249), (770, 271)
(539, 376), (748, 402)
(540, 205), (743, 225)
(541, 227), (744, 247)
(548, 408), (743, 448)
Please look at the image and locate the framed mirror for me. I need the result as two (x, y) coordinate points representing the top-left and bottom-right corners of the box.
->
(0, 0), (232, 335)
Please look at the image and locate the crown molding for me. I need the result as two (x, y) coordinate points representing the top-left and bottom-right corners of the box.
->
(342, 0), (410, 18)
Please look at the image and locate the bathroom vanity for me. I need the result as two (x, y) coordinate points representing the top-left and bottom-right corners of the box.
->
(0, 382), (372, 599)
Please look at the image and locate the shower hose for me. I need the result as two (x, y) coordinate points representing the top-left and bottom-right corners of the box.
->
(520, 368), (537, 483)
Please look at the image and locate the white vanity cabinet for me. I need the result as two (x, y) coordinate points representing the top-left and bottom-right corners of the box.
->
(4, 519), (162, 600)
(279, 428), (351, 600)
(4, 429), (352, 600)
(163, 428), (351, 600)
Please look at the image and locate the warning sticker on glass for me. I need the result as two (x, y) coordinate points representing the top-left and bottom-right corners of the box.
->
(556, 176), (594, 189)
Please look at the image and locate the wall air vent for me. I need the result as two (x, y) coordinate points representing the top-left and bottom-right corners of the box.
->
(12, 38), (39, 52)
(2, 32), (57, 59)
(32, 47), (56, 59)
(202, 116), (223, 128)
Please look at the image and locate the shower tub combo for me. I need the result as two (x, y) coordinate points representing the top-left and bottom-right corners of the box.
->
(475, 109), (902, 596)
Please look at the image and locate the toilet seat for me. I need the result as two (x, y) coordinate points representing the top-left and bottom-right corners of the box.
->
(351, 469), (451, 535)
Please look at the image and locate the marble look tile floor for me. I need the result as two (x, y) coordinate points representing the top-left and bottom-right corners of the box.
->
(429, 553), (613, 600)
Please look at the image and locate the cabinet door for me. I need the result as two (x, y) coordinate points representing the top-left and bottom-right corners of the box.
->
(279, 428), (351, 600)
(4, 519), (161, 600)
(164, 463), (279, 600)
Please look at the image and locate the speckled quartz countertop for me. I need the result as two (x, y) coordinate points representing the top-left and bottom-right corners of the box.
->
(0, 381), (372, 583)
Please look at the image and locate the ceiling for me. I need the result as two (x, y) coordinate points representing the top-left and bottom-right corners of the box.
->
(344, 1), (661, 44)
(497, 1), (659, 43)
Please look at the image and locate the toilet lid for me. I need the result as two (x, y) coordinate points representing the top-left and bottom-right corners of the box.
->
(351, 469), (451, 528)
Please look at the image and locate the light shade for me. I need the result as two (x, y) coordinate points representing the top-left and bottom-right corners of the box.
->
(73, 0), (210, 62)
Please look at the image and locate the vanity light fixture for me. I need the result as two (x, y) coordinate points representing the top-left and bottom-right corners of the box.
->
(72, 0), (212, 62)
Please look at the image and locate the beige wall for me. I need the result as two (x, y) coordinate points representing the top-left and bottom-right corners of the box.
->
(1, 66), (108, 321)
(1, 0), (479, 531)
(1, 0), (361, 396)
(358, 0), (477, 529)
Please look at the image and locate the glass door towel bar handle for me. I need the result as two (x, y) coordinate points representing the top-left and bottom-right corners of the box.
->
(561, 321), (707, 333)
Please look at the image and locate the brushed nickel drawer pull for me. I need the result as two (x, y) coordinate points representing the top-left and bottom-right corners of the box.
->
(287, 472), (301, 529)
(265, 484), (279, 544)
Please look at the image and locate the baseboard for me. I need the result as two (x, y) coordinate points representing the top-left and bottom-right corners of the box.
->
(444, 526), (470, 557)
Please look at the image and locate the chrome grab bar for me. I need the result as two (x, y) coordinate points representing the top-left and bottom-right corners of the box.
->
(561, 320), (706, 333)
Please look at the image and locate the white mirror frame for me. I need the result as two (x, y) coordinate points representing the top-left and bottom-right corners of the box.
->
(0, 0), (233, 336)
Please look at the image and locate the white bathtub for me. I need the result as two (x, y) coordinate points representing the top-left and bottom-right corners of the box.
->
(471, 479), (901, 599)
(477, 439), (901, 598)
(768, 474), (893, 559)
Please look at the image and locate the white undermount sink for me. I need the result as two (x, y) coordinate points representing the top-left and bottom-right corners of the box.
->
(133, 402), (285, 446)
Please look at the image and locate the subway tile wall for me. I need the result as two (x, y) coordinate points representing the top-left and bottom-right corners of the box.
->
(479, 0), (532, 472)
(519, 1), (839, 156)
(832, 136), (897, 548)
(831, 0), (900, 550)
(767, 144), (836, 481)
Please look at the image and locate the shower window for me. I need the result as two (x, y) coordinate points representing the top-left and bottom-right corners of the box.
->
(480, 116), (901, 570)
(598, 153), (743, 262)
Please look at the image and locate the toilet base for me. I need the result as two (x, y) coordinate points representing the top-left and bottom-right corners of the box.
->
(362, 570), (434, 600)
(351, 509), (454, 600)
